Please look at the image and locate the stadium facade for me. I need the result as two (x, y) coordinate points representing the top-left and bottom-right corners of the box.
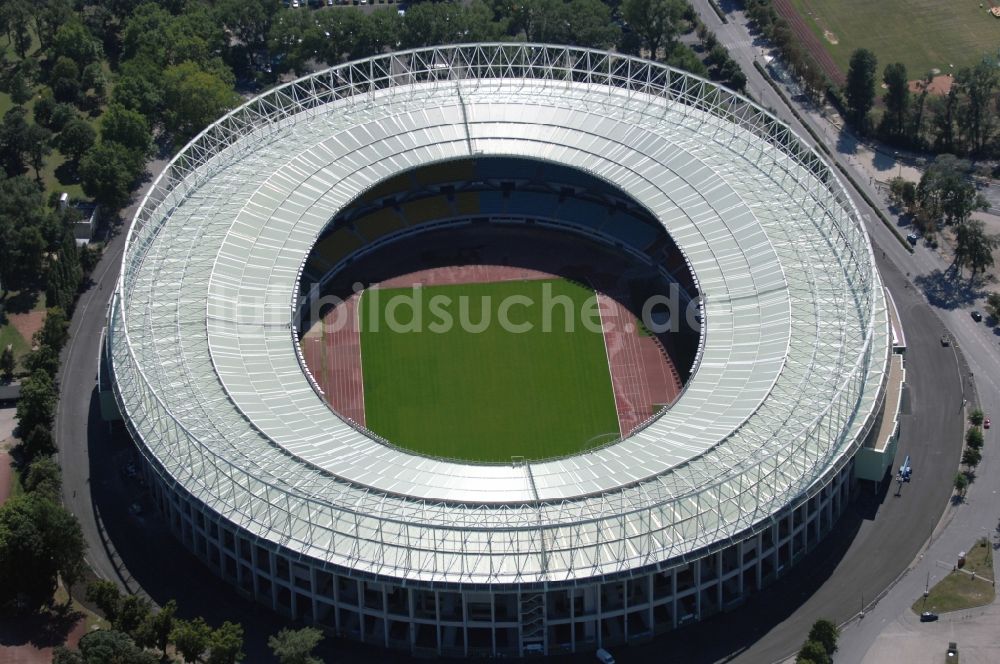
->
(107, 44), (894, 656)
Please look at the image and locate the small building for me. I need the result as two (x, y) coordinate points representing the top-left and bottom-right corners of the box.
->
(60, 192), (100, 246)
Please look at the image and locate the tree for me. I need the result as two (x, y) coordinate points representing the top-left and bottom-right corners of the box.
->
(796, 639), (831, 664)
(23, 456), (61, 502)
(24, 345), (60, 378)
(162, 61), (238, 146)
(1, 0), (33, 58)
(881, 62), (909, 140)
(172, 618), (213, 664)
(214, 0), (279, 73)
(0, 105), (31, 175)
(80, 141), (138, 211)
(622, 0), (687, 59)
(136, 599), (177, 658)
(50, 20), (103, 67)
(962, 446), (982, 469)
(35, 307), (70, 352)
(52, 647), (85, 664)
(15, 370), (57, 435)
(207, 621), (245, 664)
(21, 423), (56, 460)
(75, 629), (158, 664)
(8, 71), (31, 106)
(47, 232), (83, 315)
(966, 426), (984, 450)
(101, 104), (152, 164)
(115, 594), (152, 638)
(57, 117), (96, 164)
(845, 49), (877, 132)
(954, 58), (999, 156)
(953, 219), (999, 278)
(49, 56), (81, 103)
(86, 579), (123, 624)
(917, 155), (987, 226)
(0, 494), (85, 611)
(985, 293), (1000, 320)
(0, 345), (14, 382)
(807, 619), (839, 656)
(268, 626), (324, 664)
(25, 124), (52, 183)
(81, 63), (107, 102)
(969, 408), (985, 426)
(954, 472), (969, 496)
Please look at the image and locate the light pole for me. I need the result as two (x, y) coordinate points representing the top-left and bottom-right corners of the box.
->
(894, 150), (901, 178)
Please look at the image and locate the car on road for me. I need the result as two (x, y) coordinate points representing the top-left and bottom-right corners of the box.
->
(971, 310), (983, 322)
(947, 641), (958, 660)
(920, 611), (938, 622)
(941, 334), (951, 346)
(595, 648), (615, 664)
(984, 417), (991, 429)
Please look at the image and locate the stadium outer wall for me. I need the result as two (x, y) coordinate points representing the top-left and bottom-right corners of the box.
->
(129, 446), (854, 656)
(106, 44), (892, 658)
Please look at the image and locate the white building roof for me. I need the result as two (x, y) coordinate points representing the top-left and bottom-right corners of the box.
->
(110, 45), (889, 585)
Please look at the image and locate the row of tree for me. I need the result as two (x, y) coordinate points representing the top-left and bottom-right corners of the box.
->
(954, 409), (987, 498)
(0, 303), (85, 612)
(52, 580), (326, 664)
(844, 49), (1000, 158)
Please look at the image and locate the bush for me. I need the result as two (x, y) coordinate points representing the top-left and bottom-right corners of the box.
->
(966, 426), (984, 449)
(970, 409), (984, 426)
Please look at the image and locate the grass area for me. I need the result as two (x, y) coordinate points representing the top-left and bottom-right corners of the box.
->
(913, 538), (995, 615)
(359, 279), (620, 461)
(0, 321), (30, 367)
(53, 584), (110, 633)
(789, 0), (1000, 78)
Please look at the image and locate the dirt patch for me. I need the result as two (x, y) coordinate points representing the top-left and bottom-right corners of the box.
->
(908, 74), (954, 96)
(823, 29), (838, 45)
(6, 311), (46, 349)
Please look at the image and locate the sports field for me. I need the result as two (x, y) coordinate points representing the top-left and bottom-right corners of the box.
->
(788, 0), (1000, 80)
(358, 279), (621, 461)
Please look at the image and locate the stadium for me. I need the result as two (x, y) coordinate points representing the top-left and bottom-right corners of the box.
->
(106, 44), (897, 657)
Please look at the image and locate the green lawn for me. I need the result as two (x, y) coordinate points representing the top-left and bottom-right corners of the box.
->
(912, 538), (995, 615)
(0, 323), (29, 361)
(790, 0), (1000, 78)
(359, 279), (620, 461)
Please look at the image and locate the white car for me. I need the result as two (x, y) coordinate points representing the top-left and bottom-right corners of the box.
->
(596, 648), (615, 664)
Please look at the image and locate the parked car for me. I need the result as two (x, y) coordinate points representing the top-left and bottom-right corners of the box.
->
(595, 648), (616, 664)
(907, 233), (920, 245)
(920, 611), (938, 622)
(971, 310), (983, 322)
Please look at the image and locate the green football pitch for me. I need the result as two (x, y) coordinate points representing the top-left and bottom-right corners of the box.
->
(358, 279), (621, 462)
(790, 0), (1000, 79)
